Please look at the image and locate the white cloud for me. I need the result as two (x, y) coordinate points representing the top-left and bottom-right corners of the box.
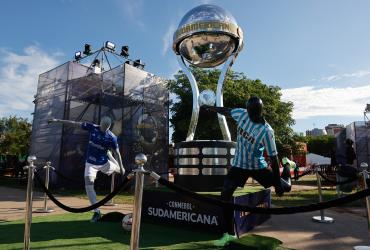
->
(320, 69), (370, 82)
(162, 23), (176, 56)
(120, 0), (145, 29)
(0, 46), (61, 118)
(281, 85), (370, 119)
(200, 0), (213, 4)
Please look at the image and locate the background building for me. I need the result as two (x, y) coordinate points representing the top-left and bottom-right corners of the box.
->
(306, 128), (327, 137)
(325, 123), (344, 136)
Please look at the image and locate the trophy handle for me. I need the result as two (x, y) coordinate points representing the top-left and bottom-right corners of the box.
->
(216, 53), (238, 141)
(177, 55), (199, 141)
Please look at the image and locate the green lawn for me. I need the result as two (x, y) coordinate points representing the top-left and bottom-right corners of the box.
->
(1, 175), (364, 208)
(272, 175), (365, 207)
(2, 174), (364, 249)
(0, 213), (291, 250)
(272, 188), (364, 207)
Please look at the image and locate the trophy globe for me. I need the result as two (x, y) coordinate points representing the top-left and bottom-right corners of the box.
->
(172, 4), (243, 191)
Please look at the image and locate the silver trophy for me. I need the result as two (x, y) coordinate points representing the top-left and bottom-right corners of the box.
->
(172, 4), (243, 191)
(173, 4), (244, 141)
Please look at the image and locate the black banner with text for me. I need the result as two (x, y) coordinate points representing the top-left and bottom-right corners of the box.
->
(142, 188), (271, 233)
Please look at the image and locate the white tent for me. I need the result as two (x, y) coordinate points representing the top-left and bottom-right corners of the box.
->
(306, 153), (331, 165)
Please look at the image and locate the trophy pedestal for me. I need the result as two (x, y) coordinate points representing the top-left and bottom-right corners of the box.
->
(174, 140), (236, 191)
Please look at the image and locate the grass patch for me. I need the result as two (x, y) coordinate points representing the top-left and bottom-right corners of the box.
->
(271, 174), (365, 207)
(271, 188), (365, 207)
(1, 174), (363, 209)
(0, 213), (291, 250)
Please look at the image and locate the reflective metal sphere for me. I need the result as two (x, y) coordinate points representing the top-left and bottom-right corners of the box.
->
(173, 4), (243, 68)
(135, 153), (147, 166)
(199, 89), (216, 106)
(27, 155), (36, 164)
(360, 162), (368, 170)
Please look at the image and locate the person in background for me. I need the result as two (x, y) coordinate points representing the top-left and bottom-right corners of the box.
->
(337, 139), (358, 193)
(282, 157), (299, 180)
(345, 139), (357, 168)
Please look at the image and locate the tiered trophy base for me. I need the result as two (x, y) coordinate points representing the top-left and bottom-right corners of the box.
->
(173, 140), (236, 192)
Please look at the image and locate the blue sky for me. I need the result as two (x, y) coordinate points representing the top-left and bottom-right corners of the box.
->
(1, 0), (370, 134)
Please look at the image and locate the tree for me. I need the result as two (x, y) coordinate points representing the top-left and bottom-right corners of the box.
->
(306, 135), (335, 157)
(0, 116), (31, 157)
(168, 67), (295, 153)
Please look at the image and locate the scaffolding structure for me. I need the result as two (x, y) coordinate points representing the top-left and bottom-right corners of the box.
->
(30, 61), (169, 188)
(336, 122), (370, 169)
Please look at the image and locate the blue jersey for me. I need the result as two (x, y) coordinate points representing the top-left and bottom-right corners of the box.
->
(81, 122), (118, 165)
(231, 108), (277, 170)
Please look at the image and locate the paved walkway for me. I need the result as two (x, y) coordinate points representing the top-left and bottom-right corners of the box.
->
(251, 208), (370, 250)
(0, 185), (369, 249)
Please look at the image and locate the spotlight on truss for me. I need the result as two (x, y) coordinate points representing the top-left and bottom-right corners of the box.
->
(74, 51), (82, 61)
(120, 46), (129, 58)
(105, 41), (116, 51)
(92, 59), (100, 67)
(133, 59), (145, 69)
(365, 104), (370, 112)
(83, 44), (92, 55)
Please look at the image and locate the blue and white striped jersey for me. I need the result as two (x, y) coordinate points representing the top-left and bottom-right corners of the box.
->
(231, 108), (277, 170)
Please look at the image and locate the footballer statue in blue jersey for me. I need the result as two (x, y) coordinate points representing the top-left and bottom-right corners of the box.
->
(49, 116), (125, 222)
(204, 96), (292, 246)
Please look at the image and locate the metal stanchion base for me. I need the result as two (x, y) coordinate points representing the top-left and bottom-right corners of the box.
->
(312, 216), (334, 223)
(34, 208), (54, 213)
(104, 203), (117, 206)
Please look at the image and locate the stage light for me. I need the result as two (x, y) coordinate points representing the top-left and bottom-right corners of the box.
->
(120, 46), (129, 58)
(366, 104), (370, 112)
(83, 44), (92, 55)
(133, 59), (145, 69)
(74, 51), (82, 61)
(92, 59), (100, 67)
(105, 41), (116, 51)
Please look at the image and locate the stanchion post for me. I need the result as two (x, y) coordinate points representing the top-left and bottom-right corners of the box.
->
(130, 153), (147, 250)
(312, 165), (334, 223)
(23, 155), (36, 250)
(360, 162), (370, 237)
(35, 161), (54, 213)
(105, 173), (117, 206)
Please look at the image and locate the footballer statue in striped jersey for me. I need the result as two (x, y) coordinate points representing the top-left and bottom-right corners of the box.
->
(204, 96), (292, 246)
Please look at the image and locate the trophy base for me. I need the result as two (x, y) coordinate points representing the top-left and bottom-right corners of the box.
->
(174, 140), (236, 192)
